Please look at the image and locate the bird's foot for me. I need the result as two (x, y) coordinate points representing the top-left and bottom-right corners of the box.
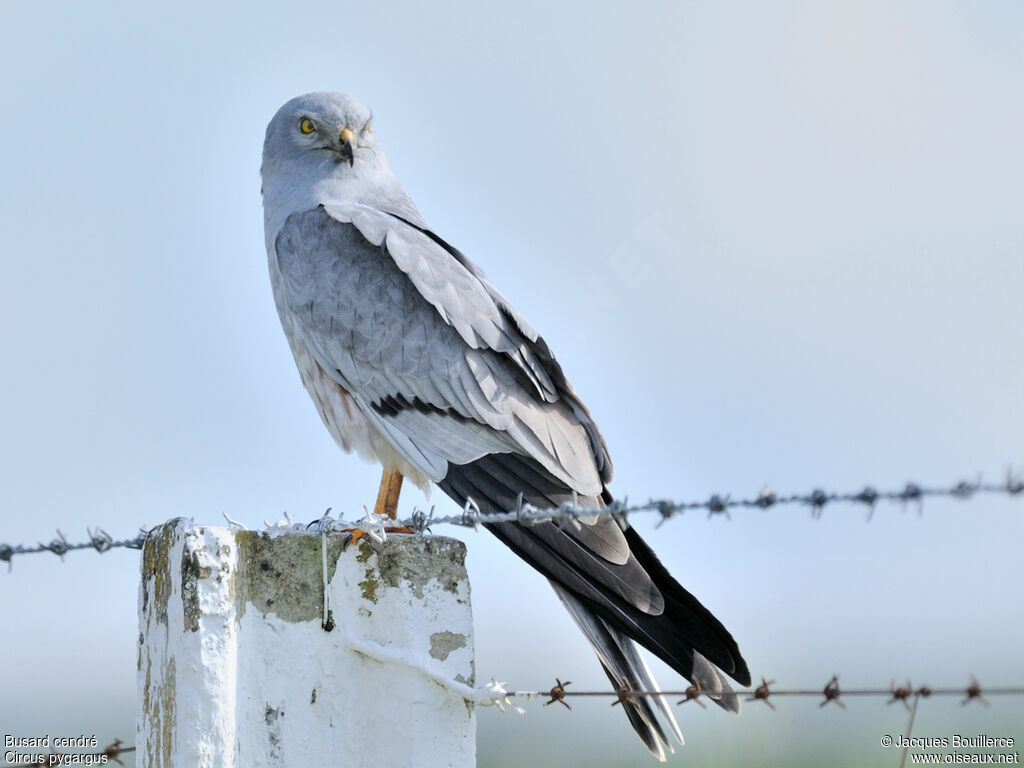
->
(339, 519), (415, 550)
(340, 527), (370, 549)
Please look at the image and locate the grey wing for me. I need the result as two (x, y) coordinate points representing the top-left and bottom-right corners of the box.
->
(273, 205), (601, 489)
(272, 206), (661, 602)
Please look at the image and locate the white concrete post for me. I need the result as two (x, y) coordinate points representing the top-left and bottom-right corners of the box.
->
(138, 518), (475, 767)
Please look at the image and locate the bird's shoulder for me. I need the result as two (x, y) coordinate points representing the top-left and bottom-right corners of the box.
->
(274, 201), (613, 485)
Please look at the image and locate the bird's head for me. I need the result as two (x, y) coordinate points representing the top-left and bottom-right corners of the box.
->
(261, 92), (383, 185)
(261, 92), (424, 237)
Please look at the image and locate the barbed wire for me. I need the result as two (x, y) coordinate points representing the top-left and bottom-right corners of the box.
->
(2, 470), (1021, 568)
(0, 527), (147, 569)
(489, 674), (1022, 767)
(398, 469), (1023, 531)
(3, 678), (1018, 765)
(502, 675), (1023, 712)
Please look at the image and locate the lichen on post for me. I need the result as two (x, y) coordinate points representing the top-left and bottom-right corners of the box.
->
(138, 518), (475, 767)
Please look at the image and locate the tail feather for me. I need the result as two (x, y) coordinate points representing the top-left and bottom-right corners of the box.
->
(555, 585), (681, 761)
(690, 650), (740, 713)
(437, 451), (750, 754)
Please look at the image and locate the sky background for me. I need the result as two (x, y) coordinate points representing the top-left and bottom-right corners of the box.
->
(2, 1), (1022, 766)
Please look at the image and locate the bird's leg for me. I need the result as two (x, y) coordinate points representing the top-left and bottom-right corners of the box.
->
(373, 468), (404, 520)
(342, 469), (410, 549)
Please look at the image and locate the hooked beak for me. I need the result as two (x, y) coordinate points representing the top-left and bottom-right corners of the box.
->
(339, 127), (355, 165)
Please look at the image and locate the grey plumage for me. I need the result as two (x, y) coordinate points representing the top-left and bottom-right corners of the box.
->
(262, 92), (749, 760)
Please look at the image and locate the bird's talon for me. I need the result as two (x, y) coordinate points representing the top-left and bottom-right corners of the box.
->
(341, 528), (369, 550)
(340, 525), (411, 550)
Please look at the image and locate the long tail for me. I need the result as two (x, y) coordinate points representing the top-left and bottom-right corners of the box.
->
(554, 584), (683, 760)
(438, 452), (749, 758)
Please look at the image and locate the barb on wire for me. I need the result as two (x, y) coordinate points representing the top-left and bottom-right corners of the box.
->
(611, 684), (636, 709)
(963, 676), (990, 707)
(748, 677), (776, 710)
(677, 682), (706, 708)
(543, 678), (572, 709)
(2, 469), (1021, 567)
(889, 681), (913, 711)
(820, 675), (845, 709)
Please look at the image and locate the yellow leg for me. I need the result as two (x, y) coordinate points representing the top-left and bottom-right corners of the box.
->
(373, 469), (404, 519)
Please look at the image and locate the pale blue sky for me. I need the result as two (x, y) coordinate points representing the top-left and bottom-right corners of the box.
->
(2, 2), (1022, 766)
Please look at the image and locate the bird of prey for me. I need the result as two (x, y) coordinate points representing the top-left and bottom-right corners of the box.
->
(261, 92), (750, 760)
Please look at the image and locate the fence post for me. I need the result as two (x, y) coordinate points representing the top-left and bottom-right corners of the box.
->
(137, 518), (475, 767)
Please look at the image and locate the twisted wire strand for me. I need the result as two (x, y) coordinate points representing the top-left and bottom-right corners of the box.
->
(2, 471), (1020, 567)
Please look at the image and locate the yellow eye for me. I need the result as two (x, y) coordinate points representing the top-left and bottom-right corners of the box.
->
(364, 123), (372, 133)
(299, 117), (316, 134)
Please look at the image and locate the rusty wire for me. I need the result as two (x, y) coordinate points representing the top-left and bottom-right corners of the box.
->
(509, 676), (1024, 711)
